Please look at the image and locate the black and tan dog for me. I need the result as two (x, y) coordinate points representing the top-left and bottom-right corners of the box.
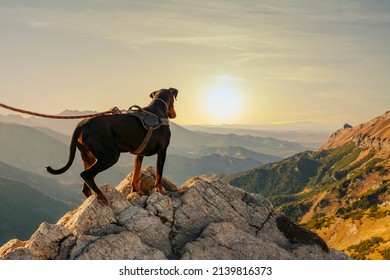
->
(46, 88), (178, 204)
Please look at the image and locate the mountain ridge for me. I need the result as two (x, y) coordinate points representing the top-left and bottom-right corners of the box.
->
(321, 111), (390, 151)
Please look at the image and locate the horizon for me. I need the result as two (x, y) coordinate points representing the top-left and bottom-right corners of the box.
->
(0, 108), (345, 130)
(1, 0), (389, 126)
(1, 104), (387, 132)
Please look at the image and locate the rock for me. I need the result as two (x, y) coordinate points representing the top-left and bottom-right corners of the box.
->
(343, 123), (353, 129)
(0, 239), (34, 260)
(0, 167), (349, 260)
(25, 222), (71, 260)
(69, 231), (166, 260)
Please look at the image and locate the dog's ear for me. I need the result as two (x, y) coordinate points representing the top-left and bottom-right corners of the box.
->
(150, 90), (158, 98)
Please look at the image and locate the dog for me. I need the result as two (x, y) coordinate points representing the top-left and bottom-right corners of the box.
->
(46, 88), (178, 204)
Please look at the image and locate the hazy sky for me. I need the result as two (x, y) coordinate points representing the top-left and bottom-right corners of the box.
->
(1, 0), (389, 126)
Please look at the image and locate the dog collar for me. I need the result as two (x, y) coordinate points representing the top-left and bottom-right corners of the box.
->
(153, 97), (169, 110)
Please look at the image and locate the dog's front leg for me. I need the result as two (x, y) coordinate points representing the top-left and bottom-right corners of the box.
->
(131, 154), (144, 192)
(155, 148), (167, 195)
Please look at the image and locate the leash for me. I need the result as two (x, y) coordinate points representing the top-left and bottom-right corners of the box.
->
(1, 101), (170, 155)
(0, 102), (122, 119)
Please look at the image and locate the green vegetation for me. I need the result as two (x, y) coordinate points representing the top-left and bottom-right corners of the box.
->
(341, 210), (365, 221)
(227, 151), (321, 196)
(332, 180), (350, 199)
(363, 158), (384, 174)
(380, 248), (390, 260)
(304, 216), (335, 230)
(313, 143), (360, 185)
(276, 201), (312, 223)
(317, 198), (330, 209)
(337, 184), (389, 218)
(368, 206), (390, 219)
(269, 194), (299, 207)
(228, 142), (369, 199)
(347, 237), (384, 260)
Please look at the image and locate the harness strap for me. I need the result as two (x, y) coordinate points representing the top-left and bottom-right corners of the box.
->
(134, 127), (154, 154)
(160, 118), (169, 126)
(133, 118), (169, 154)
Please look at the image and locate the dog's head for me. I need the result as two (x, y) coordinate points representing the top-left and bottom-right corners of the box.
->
(150, 88), (178, 119)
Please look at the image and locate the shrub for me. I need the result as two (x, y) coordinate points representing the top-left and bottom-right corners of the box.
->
(317, 198), (330, 209)
(347, 237), (384, 260)
(380, 248), (390, 260)
(277, 201), (312, 223)
(368, 206), (390, 219)
(304, 216), (334, 230)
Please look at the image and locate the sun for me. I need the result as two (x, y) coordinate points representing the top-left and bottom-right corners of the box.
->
(205, 84), (242, 123)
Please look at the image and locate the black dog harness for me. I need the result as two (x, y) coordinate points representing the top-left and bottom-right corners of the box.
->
(127, 105), (169, 154)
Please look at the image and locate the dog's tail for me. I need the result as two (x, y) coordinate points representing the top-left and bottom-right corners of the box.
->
(46, 125), (83, 175)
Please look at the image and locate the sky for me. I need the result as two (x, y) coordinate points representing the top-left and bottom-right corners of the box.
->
(0, 0), (389, 126)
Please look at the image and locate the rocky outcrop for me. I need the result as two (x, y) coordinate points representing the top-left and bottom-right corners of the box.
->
(352, 133), (390, 150)
(0, 167), (348, 260)
(321, 111), (390, 151)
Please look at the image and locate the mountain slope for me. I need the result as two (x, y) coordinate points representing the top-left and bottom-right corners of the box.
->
(0, 161), (82, 205)
(169, 122), (308, 158)
(227, 111), (390, 259)
(0, 176), (73, 246)
(0, 122), (81, 180)
(169, 145), (280, 162)
(164, 154), (263, 183)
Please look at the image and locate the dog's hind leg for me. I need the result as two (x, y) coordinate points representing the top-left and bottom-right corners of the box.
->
(155, 148), (167, 195)
(80, 151), (120, 204)
(78, 143), (96, 198)
(131, 155), (144, 193)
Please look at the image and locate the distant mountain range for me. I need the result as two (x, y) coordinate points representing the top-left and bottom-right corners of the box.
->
(227, 111), (390, 260)
(186, 122), (337, 149)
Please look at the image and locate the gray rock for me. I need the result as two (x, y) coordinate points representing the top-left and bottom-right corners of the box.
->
(69, 231), (166, 260)
(0, 239), (34, 260)
(0, 167), (349, 260)
(26, 222), (71, 260)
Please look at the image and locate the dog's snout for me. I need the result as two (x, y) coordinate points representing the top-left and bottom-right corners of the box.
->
(168, 107), (177, 119)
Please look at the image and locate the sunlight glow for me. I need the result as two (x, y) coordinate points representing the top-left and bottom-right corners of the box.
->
(205, 83), (242, 123)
